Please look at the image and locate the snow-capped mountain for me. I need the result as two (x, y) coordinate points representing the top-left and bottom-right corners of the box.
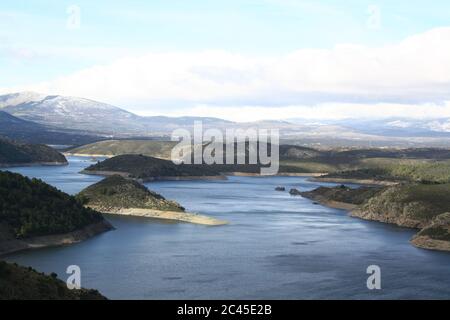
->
(0, 92), (45, 109)
(2, 92), (450, 148)
(2, 94), (142, 134)
(0, 92), (235, 136)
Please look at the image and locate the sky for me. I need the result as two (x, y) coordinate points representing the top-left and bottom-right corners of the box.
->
(1, 0), (450, 121)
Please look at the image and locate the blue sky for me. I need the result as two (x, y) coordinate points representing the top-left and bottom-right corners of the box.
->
(1, 1), (450, 120)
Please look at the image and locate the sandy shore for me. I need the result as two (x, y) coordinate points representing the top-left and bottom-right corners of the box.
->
(89, 206), (228, 226)
(0, 221), (113, 256)
(410, 236), (450, 252)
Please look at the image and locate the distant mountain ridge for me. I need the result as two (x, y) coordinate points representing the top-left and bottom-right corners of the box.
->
(3, 92), (450, 148)
(0, 92), (234, 136)
(0, 111), (102, 145)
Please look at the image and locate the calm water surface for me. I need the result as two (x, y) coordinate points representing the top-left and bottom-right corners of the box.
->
(3, 156), (450, 299)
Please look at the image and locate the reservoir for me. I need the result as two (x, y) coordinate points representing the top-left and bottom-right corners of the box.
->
(3, 157), (450, 299)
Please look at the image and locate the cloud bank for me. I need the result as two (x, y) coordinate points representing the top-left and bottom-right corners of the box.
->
(2, 27), (450, 121)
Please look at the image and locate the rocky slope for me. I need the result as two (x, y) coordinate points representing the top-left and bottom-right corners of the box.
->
(299, 185), (381, 209)
(411, 213), (450, 251)
(350, 183), (450, 229)
(297, 183), (450, 251)
(78, 175), (227, 225)
(78, 175), (184, 212)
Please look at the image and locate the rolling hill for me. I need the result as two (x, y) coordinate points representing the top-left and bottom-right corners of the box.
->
(0, 171), (113, 256)
(0, 111), (103, 145)
(77, 175), (184, 212)
(68, 140), (178, 159)
(0, 136), (67, 166)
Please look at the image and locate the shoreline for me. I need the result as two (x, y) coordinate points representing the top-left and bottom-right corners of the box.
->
(81, 169), (327, 181)
(410, 236), (450, 252)
(310, 177), (398, 186)
(88, 206), (228, 226)
(64, 153), (113, 158)
(80, 170), (228, 182)
(300, 195), (358, 211)
(0, 161), (68, 169)
(0, 220), (113, 257)
(299, 196), (450, 252)
(225, 172), (326, 177)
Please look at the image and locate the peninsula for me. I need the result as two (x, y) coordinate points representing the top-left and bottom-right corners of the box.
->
(77, 175), (227, 226)
(0, 171), (113, 256)
(297, 183), (450, 252)
(0, 136), (67, 167)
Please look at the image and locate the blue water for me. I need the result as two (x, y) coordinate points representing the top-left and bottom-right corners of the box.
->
(2, 157), (450, 299)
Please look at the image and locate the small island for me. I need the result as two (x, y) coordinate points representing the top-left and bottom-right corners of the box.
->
(0, 136), (67, 167)
(77, 175), (228, 226)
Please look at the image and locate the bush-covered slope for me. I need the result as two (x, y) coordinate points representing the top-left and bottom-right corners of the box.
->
(320, 160), (450, 184)
(0, 261), (106, 300)
(351, 183), (450, 228)
(300, 185), (381, 205)
(78, 175), (184, 212)
(68, 140), (178, 159)
(0, 171), (105, 238)
(0, 137), (67, 165)
(84, 154), (225, 179)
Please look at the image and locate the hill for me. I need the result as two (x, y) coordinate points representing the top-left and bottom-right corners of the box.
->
(68, 140), (178, 159)
(318, 160), (450, 184)
(83, 154), (227, 180)
(351, 183), (450, 229)
(1, 93), (142, 135)
(0, 92), (232, 136)
(0, 111), (102, 146)
(77, 175), (227, 225)
(78, 175), (184, 212)
(0, 171), (112, 255)
(0, 137), (67, 166)
(0, 261), (106, 300)
(69, 141), (324, 161)
(411, 213), (450, 251)
(295, 183), (450, 251)
(299, 185), (381, 209)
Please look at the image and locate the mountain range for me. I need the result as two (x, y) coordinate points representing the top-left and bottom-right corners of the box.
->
(1, 92), (450, 148)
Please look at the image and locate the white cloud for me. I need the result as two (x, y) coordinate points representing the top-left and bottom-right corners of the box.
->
(2, 27), (450, 121)
(157, 102), (450, 122)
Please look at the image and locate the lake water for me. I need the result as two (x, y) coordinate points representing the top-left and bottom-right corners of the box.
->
(3, 156), (450, 299)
